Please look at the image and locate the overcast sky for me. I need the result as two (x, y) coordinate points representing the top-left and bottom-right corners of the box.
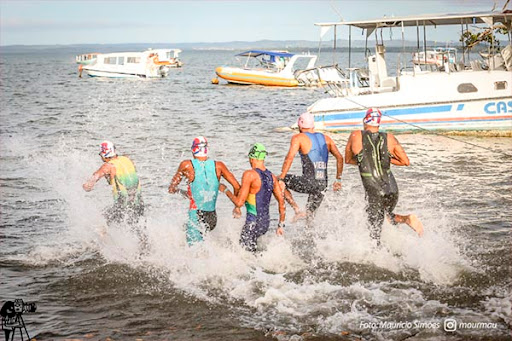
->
(0, 0), (504, 46)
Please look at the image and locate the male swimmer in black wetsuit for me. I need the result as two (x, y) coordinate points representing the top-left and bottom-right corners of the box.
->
(345, 108), (423, 244)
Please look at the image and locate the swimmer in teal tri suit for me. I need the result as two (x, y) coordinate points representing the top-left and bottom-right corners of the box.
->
(279, 112), (344, 222)
(220, 143), (285, 252)
(345, 108), (424, 244)
(168, 136), (241, 245)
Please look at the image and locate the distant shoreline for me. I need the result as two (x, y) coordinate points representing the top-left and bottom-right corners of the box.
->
(0, 39), (461, 51)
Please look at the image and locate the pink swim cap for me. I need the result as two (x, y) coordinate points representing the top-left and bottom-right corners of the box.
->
(297, 112), (315, 129)
(363, 108), (382, 126)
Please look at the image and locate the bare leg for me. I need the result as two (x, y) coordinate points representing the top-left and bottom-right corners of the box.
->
(393, 214), (423, 236)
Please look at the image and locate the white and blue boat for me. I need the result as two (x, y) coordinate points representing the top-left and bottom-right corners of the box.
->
(302, 11), (512, 132)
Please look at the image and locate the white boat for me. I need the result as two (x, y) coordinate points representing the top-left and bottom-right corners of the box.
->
(299, 11), (512, 132)
(81, 49), (183, 78)
(76, 53), (101, 65)
(215, 50), (318, 87)
(412, 47), (458, 68)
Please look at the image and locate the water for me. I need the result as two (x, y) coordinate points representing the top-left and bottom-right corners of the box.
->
(1, 48), (511, 340)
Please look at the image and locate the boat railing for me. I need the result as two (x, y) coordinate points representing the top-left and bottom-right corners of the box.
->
(293, 65), (377, 96)
(294, 64), (347, 90)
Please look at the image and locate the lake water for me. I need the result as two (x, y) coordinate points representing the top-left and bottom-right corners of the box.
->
(0, 48), (511, 340)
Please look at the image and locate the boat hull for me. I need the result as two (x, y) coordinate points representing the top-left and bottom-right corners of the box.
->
(215, 67), (298, 87)
(84, 69), (146, 78)
(310, 98), (512, 132)
(308, 70), (512, 132)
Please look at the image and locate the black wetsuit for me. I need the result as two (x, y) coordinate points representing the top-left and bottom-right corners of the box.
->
(355, 130), (399, 242)
(284, 132), (329, 213)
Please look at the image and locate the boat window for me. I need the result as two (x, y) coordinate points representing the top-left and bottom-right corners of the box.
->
(457, 83), (478, 93)
(118, 57), (124, 65)
(104, 57), (116, 65)
(494, 81), (507, 90)
(127, 57), (141, 64)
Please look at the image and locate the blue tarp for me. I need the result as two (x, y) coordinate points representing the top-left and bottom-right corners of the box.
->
(236, 50), (295, 58)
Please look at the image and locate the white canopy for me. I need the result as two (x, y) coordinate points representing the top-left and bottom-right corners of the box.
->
(315, 10), (512, 29)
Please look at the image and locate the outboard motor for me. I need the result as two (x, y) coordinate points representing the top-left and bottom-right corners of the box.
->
(159, 65), (170, 77)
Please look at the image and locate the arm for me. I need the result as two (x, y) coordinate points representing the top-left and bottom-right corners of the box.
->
(279, 135), (301, 179)
(168, 160), (190, 193)
(217, 161), (241, 196)
(325, 135), (343, 191)
(344, 132), (358, 165)
(272, 174), (286, 235)
(224, 170), (254, 208)
(389, 135), (410, 166)
(82, 163), (113, 191)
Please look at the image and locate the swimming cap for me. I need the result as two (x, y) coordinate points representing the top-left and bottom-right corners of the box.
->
(297, 112), (315, 129)
(248, 143), (267, 160)
(191, 136), (208, 157)
(363, 108), (382, 126)
(99, 141), (116, 158)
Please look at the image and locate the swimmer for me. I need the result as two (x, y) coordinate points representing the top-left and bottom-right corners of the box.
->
(168, 136), (240, 245)
(278, 112), (344, 223)
(345, 108), (424, 244)
(220, 143), (285, 252)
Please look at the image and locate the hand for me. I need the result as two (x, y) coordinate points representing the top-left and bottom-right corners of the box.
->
(333, 180), (342, 191)
(82, 181), (94, 192)
(219, 183), (227, 193)
(276, 227), (284, 236)
(232, 207), (241, 219)
(277, 178), (286, 194)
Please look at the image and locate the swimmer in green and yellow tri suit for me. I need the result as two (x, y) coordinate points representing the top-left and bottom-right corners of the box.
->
(83, 140), (144, 224)
(345, 108), (423, 245)
(168, 136), (241, 245)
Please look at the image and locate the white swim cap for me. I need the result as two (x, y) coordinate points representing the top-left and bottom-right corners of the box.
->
(191, 136), (208, 157)
(297, 112), (315, 129)
(99, 141), (116, 158)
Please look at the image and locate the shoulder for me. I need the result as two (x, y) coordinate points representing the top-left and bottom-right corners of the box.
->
(348, 130), (361, 140)
(293, 132), (310, 144)
(242, 169), (257, 180)
(323, 133), (334, 143)
(179, 159), (193, 170)
(101, 162), (114, 171)
(291, 133), (302, 142)
(386, 132), (397, 142)
(215, 160), (226, 168)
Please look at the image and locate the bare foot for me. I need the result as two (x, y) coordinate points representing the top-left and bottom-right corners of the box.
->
(291, 210), (307, 223)
(406, 214), (423, 237)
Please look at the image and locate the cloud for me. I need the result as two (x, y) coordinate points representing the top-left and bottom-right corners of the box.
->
(1, 17), (151, 31)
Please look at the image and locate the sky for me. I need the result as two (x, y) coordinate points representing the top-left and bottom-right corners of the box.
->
(0, 0), (504, 46)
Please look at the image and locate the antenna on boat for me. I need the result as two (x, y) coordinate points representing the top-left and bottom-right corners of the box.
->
(329, 0), (343, 21)
(341, 96), (512, 158)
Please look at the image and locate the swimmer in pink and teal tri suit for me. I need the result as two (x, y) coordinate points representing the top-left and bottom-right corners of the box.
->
(220, 143), (285, 252)
(168, 136), (241, 245)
